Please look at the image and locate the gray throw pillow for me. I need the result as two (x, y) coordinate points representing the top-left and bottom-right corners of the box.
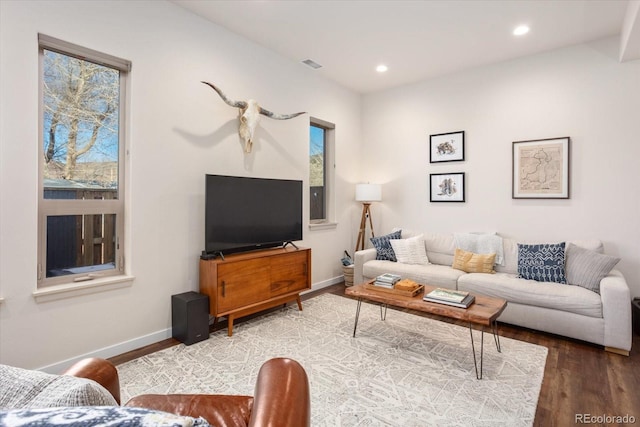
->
(0, 364), (117, 410)
(565, 243), (620, 294)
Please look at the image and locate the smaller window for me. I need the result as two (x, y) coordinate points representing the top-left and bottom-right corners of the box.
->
(309, 118), (335, 224)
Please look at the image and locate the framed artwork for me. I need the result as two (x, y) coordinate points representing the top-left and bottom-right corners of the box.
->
(430, 131), (465, 163)
(512, 137), (570, 199)
(430, 172), (465, 202)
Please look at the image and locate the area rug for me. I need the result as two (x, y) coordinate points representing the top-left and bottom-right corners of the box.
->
(118, 293), (547, 426)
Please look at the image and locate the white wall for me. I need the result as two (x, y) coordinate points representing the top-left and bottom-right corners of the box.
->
(0, 0), (363, 369)
(362, 37), (640, 297)
(2, 1), (638, 371)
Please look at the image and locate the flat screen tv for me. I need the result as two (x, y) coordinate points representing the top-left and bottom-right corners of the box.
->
(204, 174), (303, 258)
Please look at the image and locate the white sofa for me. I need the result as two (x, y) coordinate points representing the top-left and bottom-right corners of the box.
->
(353, 230), (632, 354)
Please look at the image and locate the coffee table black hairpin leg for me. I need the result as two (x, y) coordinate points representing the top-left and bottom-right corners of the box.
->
(380, 303), (387, 321)
(469, 321), (502, 380)
(352, 300), (388, 338)
(353, 298), (362, 337)
(468, 325), (484, 380)
(491, 320), (502, 352)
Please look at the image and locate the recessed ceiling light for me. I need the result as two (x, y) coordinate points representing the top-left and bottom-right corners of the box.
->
(376, 64), (388, 73)
(513, 25), (530, 36)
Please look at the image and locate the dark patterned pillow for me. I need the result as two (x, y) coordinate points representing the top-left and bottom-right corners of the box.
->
(517, 242), (567, 284)
(0, 406), (211, 426)
(370, 230), (402, 261)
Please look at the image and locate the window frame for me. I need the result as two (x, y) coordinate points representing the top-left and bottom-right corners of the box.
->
(309, 117), (335, 227)
(37, 34), (130, 288)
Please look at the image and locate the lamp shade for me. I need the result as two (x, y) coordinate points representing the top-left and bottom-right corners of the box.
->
(355, 183), (382, 202)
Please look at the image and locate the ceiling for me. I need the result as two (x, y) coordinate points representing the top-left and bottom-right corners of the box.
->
(172, 0), (637, 94)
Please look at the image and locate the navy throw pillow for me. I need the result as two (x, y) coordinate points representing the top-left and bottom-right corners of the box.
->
(370, 230), (402, 262)
(517, 242), (567, 284)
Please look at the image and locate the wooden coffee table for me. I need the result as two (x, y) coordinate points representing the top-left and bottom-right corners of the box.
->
(345, 281), (507, 379)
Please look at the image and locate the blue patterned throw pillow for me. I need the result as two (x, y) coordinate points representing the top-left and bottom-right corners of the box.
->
(370, 230), (402, 261)
(517, 242), (567, 284)
(0, 406), (211, 426)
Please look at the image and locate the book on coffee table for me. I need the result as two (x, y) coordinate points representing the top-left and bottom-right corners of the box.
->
(425, 288), (468, 302)
(374, 273), (402, 288)
(423, 288), (475, 308)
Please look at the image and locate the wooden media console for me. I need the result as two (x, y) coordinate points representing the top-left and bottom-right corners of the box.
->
(199, 246), (311, 336)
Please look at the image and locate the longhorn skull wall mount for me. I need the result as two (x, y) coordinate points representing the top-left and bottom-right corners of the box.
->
(202, 81), (306, 153)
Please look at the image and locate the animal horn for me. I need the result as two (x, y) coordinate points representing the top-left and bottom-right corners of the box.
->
(259, 107), (306, 120)
(201, 81), (247, 109)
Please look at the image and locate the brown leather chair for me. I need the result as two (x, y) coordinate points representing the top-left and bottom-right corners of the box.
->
(62, 357), (310, 427)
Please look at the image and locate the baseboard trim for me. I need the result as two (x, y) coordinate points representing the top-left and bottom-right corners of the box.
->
(38, 328), (172, 374)
(39, 279), (343, 373)
(304, 276), (344, 293)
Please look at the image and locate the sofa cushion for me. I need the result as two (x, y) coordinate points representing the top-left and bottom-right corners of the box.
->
(517, 242), (567, 284)
(363, 260), (464, 290)
(458, 272), (603, 318)
(0, 406), (211, 426)
(453, 232), (504, 266)
(452, 249), (495, 274)
(0, 364), (117, 410)
(370, 230), (402, 261)
(565, 243), (620, 294)
(423, 232), (455, 266)
(390, 234), (429, 265)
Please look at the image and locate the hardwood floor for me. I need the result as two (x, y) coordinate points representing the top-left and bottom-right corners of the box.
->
(109, 284), (640, 427)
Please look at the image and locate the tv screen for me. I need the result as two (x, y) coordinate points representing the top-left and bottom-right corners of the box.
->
(205, 174), (303, 256)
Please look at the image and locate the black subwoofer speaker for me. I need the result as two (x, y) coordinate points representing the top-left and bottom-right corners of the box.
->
(172, 291), (210, 345)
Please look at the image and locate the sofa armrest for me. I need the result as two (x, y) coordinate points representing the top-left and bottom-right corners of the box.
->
(600, 270), (632, 352)
(249, 358), (310, 427)
(126, 358), (310, 427)
(62, 357), (121, 404)
(354, 248), (377, 285)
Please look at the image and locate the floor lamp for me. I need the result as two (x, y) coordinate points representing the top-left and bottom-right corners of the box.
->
(355, 183), (382, 254)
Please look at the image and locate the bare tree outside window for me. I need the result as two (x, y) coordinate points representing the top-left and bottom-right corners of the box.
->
(42, 49), (120, 196)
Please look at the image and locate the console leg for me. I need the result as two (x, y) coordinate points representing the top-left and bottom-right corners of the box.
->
(296, 295), (303, 311)
(227, 315), (234, 337)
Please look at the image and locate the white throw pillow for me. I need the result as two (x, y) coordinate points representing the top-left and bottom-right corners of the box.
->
(390, 234), (429, 265)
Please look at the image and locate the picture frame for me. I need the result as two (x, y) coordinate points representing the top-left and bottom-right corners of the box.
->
(430, 131), (465, 163)
(512, 137), (570, 199)
(430, 172), (465, 202)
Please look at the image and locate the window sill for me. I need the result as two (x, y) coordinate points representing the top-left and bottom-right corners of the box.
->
(309, 221), (338, 231)
(33, 275), (135, 303)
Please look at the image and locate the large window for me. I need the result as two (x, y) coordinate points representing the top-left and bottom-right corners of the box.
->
(38, 35), (130, 287)
(309, 117), (335, 224)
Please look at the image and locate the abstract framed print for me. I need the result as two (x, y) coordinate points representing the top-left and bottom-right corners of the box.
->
(430, 172), (465, 202)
